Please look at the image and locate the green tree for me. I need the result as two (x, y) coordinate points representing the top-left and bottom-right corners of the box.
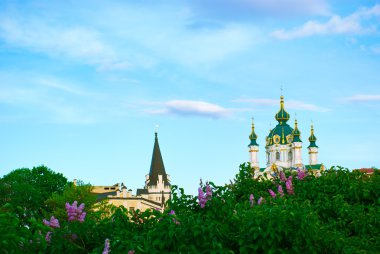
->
(0, 165), (67, 221)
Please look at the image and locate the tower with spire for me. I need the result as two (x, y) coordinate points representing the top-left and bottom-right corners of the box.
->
(248, 95), (324, 178)
(308, 124), (319, 165)
(140, 131), (171, 205)
(248, 118), (260, 169)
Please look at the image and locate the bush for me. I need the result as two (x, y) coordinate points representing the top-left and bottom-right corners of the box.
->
(1, 164), (379, 253)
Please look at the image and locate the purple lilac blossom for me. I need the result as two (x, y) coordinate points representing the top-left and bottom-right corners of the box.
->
(128, 251), (135, 254)
(45, 231), (52, 242)
(258, 197), (263, 205)
(66, 201), (86, 222)
(43, 216), (60, 228)
(249, 194), (254, 207)
(268, 189), (276, 198)
(280, 171), (286, 182)
(278, 185), (284, 197)
(297, 169), (307, 180)
(285, 176), (294, 195)
(198, 182), (213, 208)
(102, 239), (110, 254)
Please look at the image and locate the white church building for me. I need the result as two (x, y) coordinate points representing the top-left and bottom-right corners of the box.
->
(248, 95), (325, 178)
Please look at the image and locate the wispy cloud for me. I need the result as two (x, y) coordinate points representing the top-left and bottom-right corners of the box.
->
(144, 100), (231, 118)
(0, 18), (129, 71)
(191, 0), (329, 19)
(342, 94), (380, 102)
(236, 98), (330, 112)
(271, 4), (380, 40)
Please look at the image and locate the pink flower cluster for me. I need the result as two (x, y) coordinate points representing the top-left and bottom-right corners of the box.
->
(297, 169), (307, 180)
(285, 176), (294, 195)
(102, 239), (110, 254)
(45, 231), (52, 242)
(65, 201), (86, 222)
(198, 182), (212, 208)
(43, 216), (60, 228)
(279, 171), (286, 182)
(249, 194), (264, 206)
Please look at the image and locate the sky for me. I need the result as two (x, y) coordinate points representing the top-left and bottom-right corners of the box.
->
(0, 0), (379, 195)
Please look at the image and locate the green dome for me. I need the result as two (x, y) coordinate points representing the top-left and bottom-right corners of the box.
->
(248, 120), (259, 146)
(275, 96), (290, 124)
(292, 119), (302, 142)
(266, 123), (294, 146)
(308, 124), (318, 148)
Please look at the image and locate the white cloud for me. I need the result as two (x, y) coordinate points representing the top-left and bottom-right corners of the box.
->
(236, 98), (330, 112)
(271, 4), (380, 40)
(145, 100), (230, 118)
(191, 0), (329, 18)
(0, 18), (129, 71)
(342, 94), (380, 102)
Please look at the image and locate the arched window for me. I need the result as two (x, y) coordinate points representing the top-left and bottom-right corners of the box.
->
(288, 151), (292, 162)
(266, 152), (270, 164)
(276, 151), (280, 161)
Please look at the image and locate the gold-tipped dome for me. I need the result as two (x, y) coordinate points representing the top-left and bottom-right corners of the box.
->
(292, 119), (302, 142)
(275, 96), (290, 124)
(308, 124), (318, 148)
(248, 118), (259, 146)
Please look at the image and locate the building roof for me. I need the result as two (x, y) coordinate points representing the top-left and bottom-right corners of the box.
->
(147, 132), (170, 186)
(305, 164), (324, 170)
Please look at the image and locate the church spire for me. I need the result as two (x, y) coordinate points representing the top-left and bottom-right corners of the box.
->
(148, 132), (169, 186)
(248, 118), (259, 146)
(308, 123), (318, 148)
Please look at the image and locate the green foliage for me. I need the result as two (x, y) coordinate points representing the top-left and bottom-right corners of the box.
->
(1, 164), (379, 254)
(0, 165), (67, 222)
(45, 181), (97, 223)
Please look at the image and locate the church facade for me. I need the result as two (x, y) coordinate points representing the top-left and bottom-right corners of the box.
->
(248, 95), (325, 178)
(91, 132), (171, 211)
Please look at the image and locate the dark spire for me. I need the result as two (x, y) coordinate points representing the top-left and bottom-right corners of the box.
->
(148, 132), (169, 186)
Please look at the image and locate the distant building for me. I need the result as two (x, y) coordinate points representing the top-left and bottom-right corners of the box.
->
(248, 95), (325, 178)
(91, 132), (171, 211)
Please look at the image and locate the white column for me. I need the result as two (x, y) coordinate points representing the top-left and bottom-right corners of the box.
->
(249, 145), (260, 168)
(293, 142), (303, 167)
(308, 147), (318, 165)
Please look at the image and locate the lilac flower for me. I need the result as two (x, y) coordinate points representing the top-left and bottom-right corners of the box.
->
(206, 183), (212, 198)
(268, 189), (276, 198)
(45, 232), (52, 242)
(168, 210), (175, 215)
(285, 176), (294, 195)
(65, 201), (86, 222)
(198, 187), (207, 208)
(128, 251), (135, 254)
(257, 197), (263, 205)
(249, 194), (255, 207)
(198, 182), (212, 208)
(102, 239), (110, 254)
(279, 171), (286, 182)
(43, 216), (60, 228)
(278, 185), (284, 197)
(297, 169), (307, 180)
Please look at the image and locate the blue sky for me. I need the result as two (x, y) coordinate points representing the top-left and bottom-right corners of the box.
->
(0, 0), (379, 194)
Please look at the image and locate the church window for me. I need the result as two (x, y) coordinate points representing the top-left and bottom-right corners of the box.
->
(288, 151), (292, 162)
(276, 152), (280, 161)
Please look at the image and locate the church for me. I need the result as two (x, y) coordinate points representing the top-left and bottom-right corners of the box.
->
(248, 95), (325, 178)
(91, 132), (171, 211)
